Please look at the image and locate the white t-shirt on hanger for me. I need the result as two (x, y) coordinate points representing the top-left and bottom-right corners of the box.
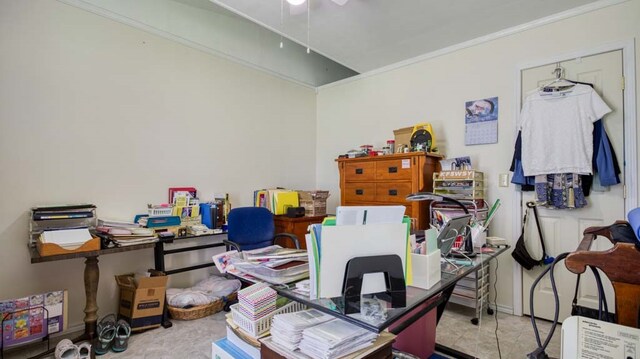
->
(520, 84), (612, 176)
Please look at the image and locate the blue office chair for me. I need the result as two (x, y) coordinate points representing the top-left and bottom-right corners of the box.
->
(223, 207), (300, 251)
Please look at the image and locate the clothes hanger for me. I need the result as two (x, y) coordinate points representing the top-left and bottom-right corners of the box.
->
(539, 63), (576, 96)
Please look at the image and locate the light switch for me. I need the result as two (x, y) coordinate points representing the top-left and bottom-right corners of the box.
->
(499, 173), (509, 187)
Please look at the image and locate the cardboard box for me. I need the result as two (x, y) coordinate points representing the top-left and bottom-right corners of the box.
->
(393, 126), (414, 152)
(298, 191), (330, 216)
(115, 272), (168, 331)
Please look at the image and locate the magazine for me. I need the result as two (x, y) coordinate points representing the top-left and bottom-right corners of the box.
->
(0, 290), (67, 348)
(244, 245), (307, 261)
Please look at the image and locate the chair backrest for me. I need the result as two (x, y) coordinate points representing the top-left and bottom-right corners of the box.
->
(227, 207), (275, 250)
(566, 232), (640, 328)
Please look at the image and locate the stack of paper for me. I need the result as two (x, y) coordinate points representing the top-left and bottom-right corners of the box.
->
(237, 283), (276, 321)
(270, 309), (334, 351)
(299, 319), (378, 359)
(40, 228), (93, 250)
(96, 222), (157, 247)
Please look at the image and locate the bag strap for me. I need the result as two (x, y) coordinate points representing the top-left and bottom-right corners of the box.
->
(572, 266), (611, 321)
(529, 203), (548, 258)
(572, 274), (581, 306)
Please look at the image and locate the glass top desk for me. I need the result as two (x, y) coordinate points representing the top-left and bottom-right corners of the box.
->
(273, 246), (509, 334)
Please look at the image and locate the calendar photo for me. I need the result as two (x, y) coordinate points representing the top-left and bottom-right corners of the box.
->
(465, 96), (498, 145)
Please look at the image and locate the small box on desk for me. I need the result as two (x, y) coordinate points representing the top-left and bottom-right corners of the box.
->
(410, 250), (441, 290)
(36, 237), (101, 257)
(115, 272), (168, 332)
(297, 190), (330, 216)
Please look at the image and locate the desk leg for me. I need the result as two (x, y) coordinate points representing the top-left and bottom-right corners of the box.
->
(153, 242), (172, 329)
(27, 256), (99, 359)
(436, 285), (455, 325)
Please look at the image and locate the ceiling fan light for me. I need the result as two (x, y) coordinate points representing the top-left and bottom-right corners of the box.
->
(286, 0), (306, 5)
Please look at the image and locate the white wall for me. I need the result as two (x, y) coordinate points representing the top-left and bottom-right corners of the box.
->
(316, 0), (640, 313)
(0, 0), (316, 328)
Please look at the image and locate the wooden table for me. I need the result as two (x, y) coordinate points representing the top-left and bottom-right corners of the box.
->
(273, 214), (327, 249)
(29, 243), (156, 358)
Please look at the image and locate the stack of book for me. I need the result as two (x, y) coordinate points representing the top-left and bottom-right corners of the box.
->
(299, 319), (378, 359)
(270, 309), (333, 352)
(237, 283), (276, 321)
(96, 219), (157, 247)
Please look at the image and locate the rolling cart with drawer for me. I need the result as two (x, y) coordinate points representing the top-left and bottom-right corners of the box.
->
(431, 170), (492, 324)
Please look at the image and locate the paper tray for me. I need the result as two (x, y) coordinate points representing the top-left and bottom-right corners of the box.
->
(36, 237), (100, 256)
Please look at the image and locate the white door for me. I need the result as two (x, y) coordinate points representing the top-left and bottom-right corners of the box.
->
(520, 50), (625, 322)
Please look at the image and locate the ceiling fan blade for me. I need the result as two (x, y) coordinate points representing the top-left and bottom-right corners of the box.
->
(330, 0), (349, 5)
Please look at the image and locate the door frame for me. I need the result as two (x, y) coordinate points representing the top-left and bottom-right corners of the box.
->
(511, 39), (637, 316)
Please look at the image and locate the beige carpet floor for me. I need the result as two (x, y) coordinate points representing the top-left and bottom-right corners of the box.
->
(3, 303), (561, 359)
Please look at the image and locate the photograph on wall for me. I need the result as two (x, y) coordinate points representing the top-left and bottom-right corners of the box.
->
(465, 96), (498, 145)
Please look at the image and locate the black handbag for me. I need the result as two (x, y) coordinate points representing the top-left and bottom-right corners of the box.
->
(512, 202), (548, 270)
(571, 266), (616, 322)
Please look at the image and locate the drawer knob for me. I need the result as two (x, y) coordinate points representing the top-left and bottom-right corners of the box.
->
(388, 167), (398, 173)
(355, 189), (364, 195)
(355, 168), (364, 174)
(388, 189), (398, 196)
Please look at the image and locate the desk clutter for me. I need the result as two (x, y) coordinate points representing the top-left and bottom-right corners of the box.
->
(29, 187), (231, 256)
(339, 123), (439, 158)
(213, 245), (310, 285)
(254, 189), (330, 217)
(28, 187), (235, 257)
(214, 283), (392, 359)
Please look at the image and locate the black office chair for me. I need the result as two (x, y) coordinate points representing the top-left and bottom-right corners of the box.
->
(223, 207), (300, 252)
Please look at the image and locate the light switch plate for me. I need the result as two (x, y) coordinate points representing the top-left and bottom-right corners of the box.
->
(498, 173), (509, 187)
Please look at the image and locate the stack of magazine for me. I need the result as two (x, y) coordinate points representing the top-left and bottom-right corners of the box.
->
(229, 245), (309, 285)
(298, 319), (378, 359)
(96, 219), (157, 247)
(270, 309), (334, 351)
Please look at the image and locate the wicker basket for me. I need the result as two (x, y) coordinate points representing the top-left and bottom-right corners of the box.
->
(230, 300), (307, 337)
(168, 292), (237, 321)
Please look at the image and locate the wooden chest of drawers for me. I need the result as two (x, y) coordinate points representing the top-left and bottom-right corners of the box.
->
(336, 152), (441, 230)
(273, 214), (327, 249)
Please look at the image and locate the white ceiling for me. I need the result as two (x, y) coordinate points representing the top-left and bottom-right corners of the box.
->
(211, 0), (602, 73)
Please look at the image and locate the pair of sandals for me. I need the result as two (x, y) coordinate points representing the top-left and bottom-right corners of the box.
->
(94, 314), (131, 355)
(54, 339), (91, 359)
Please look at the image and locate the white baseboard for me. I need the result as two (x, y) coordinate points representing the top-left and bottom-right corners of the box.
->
(488, 303), (515, 315)
(51, 323), (85, 339)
